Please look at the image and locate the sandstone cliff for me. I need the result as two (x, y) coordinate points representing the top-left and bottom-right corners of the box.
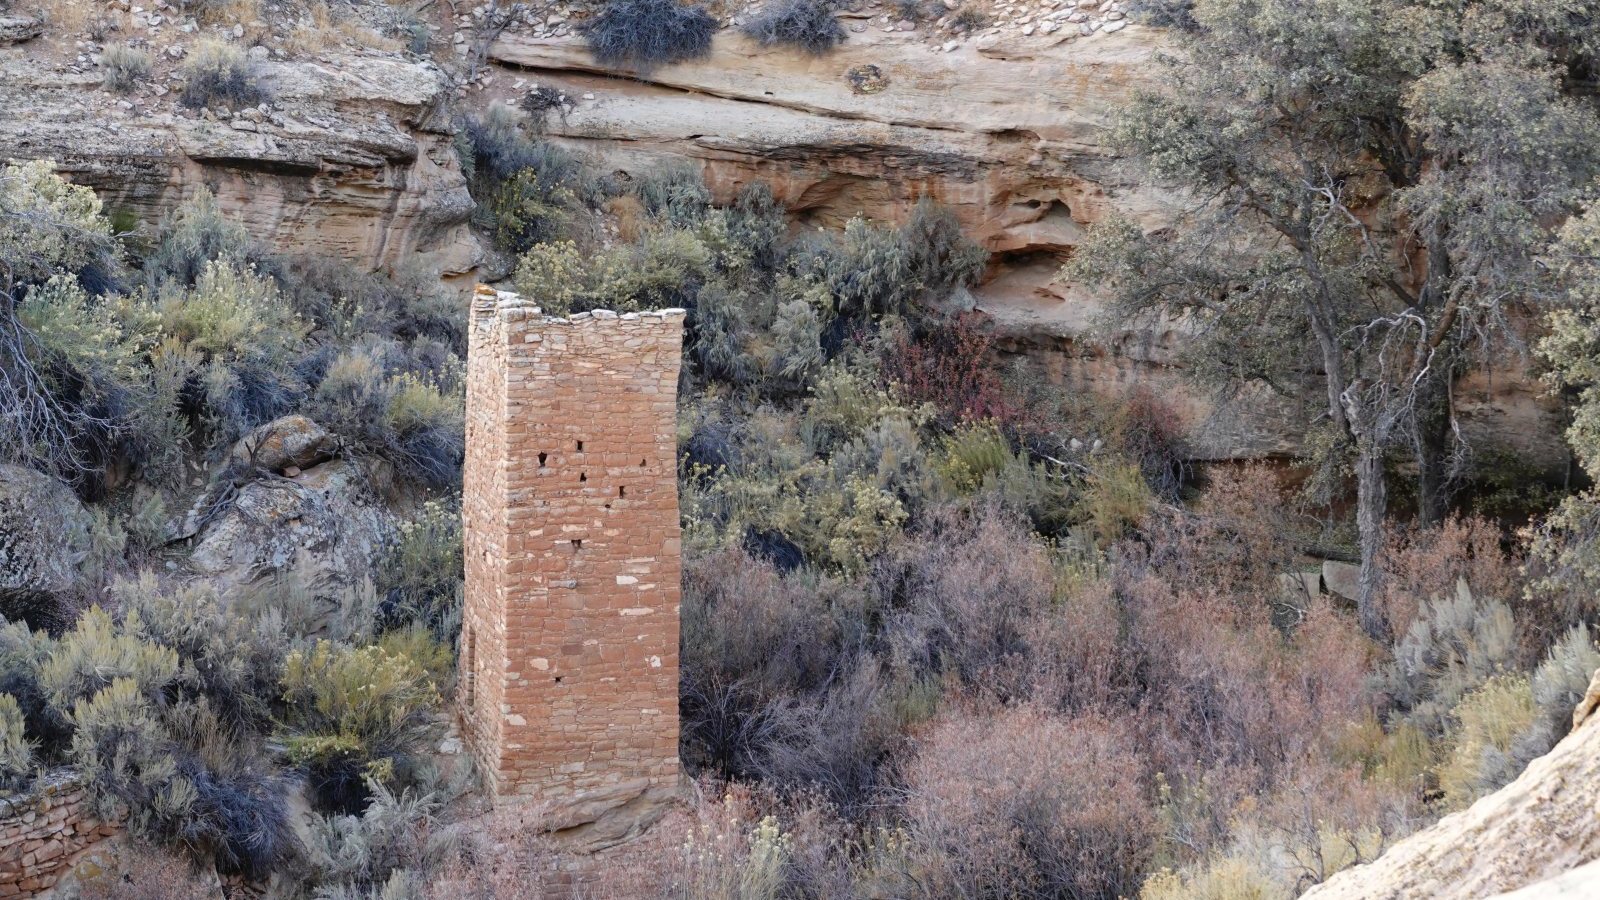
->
(0, 36), (478, 279)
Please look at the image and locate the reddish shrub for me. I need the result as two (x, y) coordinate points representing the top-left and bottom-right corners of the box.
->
(1378, 516), (1519, 640)
(879, 311), (1021, 427)
(902, 705), (1155, 900)
(876, 504), (1055, 697)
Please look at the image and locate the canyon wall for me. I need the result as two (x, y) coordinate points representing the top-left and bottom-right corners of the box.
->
(0, 50), (478, 279)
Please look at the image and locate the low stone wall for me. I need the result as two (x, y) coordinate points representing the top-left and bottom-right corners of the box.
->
(0, 772), (118, 898)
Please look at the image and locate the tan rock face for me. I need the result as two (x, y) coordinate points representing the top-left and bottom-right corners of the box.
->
(1302, 685), (1600, 900)
(0, 53), (479, 279)
(488, 27), (1168, 253)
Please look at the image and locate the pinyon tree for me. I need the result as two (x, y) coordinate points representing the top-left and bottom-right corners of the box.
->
(1067, 0), (1600, 639)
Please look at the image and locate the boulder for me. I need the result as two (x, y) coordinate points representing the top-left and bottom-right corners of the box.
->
(1321, 560), (1361, 602)
(0, 465), (93, 618)
(230, 415), (339, 474)
(186, 458), (392, 630)
(1277, 570), (1322, 606)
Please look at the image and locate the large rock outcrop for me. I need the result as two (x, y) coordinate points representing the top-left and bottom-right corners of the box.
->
(181, 418), (392, 626)
(0, 51), (478, 279)
(0, 465), (93, 622)
(1303, 671), (1600, 900)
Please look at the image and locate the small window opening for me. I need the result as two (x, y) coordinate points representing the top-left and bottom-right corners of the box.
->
(571, 539), (582, 550)
(576, 440), (584, 452)
(579, 472), (587, 483)
(538, 452), (548, 467)
(618, 486), (626, 498)
(554, 676), (564, 684)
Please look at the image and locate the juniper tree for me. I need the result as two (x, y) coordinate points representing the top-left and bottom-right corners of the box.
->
(1067, 0), (1600, 639)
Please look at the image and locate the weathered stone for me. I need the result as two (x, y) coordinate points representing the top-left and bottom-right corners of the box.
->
(186, 458), (392, 624)
(229, 415), (338, 473)
(0, 13), (43, 44)
(1322, 560), (1361, 602)
(0, 466), (93, 620)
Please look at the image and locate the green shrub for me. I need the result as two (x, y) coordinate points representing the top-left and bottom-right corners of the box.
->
(304, 780), (445, 897)
(461, 106), (590, 255)
(0, 620), (65, 761)
(799, 202), (985, 320)
(143, 187), (261, 289)
(513, 227), (715, 315)
(1375, 583), (1519, 737)
(279, 640), (443, 813)
(70, 684), (297, 879)
(0, 693), (34, 790)
(0, 159), (118, 285)
(39, 606), (179, 711)
(1436, 674), (1538, 809)
(14, 274), (186, 481)
(179, 41), (267, 110)
(308, 345), (464, 488)
(741, 0), (845, 54)
(482, 169), (578, 257)
(0, 162), (146, 481)
(102, 43), (153, 92)
(633, 163), (713, 226)
(116, 574), (287, 735)
(1530, 623), (1600, 741)
(377, 500), (463, 641)
(157, 260), (309, 440)
(584, 0), (718, 70)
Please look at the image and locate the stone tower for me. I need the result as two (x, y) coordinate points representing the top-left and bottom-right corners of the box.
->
(460, 285), (683, 843)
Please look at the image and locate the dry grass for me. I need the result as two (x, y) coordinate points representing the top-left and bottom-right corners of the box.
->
(76, 843), (221, 900)
(36, 0), (94, 34)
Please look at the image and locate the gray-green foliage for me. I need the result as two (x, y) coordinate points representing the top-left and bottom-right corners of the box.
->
(39, 606), (180, 712)
(799, 200), (984, 319)
(116, 574), (288, 734)
(305, 781), (449, 898)
(101, 44), (153, 93)
(1374, 582), (1517, 737)
(143, 187), (260, 289)
(0, 162), (139, 481)
(0, 693), (33, 788)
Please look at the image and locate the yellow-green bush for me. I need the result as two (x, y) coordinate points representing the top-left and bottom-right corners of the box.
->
(279, 640), (443, 812)
(158, 260), (309, 439)
(39, 606), (179, 711)
(1436, 674), (1538, 809)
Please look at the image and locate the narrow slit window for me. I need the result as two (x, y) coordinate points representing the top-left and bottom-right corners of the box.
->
(538, 452), (548, 467)
(618, 486), (626, 498)
(576, 440), (584, 452)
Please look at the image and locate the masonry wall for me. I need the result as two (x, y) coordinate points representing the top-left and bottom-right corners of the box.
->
(460, 286), (684, 834)
(0, 772), (118, 897)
